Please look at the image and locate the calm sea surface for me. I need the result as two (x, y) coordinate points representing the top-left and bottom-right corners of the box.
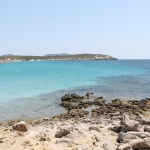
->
(0, 60), (150, 121)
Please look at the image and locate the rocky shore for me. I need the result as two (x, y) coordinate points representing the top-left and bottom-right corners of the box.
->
(0, 93), (150, 150)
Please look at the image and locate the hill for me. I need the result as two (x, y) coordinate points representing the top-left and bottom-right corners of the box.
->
(0, 54), (117, 63)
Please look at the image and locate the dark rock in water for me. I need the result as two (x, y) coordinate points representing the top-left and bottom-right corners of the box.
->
(60, 101), (72, 108)
(59, 93), (150, 121)
(61, 94), (72, 102)
(94, 98), (106, 105)
(85, 92), (93, 99)
(61, 93), (84, 102)
(85, 92), (93, 96)
(80, 100), (93, 106)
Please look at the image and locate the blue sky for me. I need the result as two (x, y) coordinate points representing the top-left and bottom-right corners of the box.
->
(0, 0), (150, 59)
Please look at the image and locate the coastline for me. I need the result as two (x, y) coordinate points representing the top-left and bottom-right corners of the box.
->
(0, 54), (117, 64)
(1, 93), (150, 150)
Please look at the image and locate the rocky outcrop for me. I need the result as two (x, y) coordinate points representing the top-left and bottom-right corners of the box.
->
(120, 114), (144, 132)
(58, 93), (150, 122)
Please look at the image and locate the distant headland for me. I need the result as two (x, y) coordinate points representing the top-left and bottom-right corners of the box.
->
(0, 53), (117, 63)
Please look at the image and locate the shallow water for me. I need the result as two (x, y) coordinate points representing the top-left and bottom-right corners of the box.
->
(0, 60), (150, 121)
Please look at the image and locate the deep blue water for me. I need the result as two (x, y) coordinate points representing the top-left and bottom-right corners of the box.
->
(0, 60), (150, 121)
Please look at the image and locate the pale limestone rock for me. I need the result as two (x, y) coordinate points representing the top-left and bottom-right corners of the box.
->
(74, 145), (90, 150)
(93, 147), (103, 150)
(129, 138), (150, 149)
(117, 144), (132, 150)
(141, 114), (150, 125)
(89, 125), (100, 132)
(103, 140), (117, 150)
(118, 131), (150, 143)
(56, 138), (73, 144)
(83, 118), (91, 123)
(145, 125), (150, 132)
(121, 114), (144, 132)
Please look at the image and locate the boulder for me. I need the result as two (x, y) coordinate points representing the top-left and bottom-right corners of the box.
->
(120, 114), (144, 132)
(103, 141), (117, 150)
(89, 125), (100, 132)
(12, 121), (28, 132)
(61, 94), (72, 102)
(129, 138), (150, 149)
(55, 129), (70, 138)
(61, 101), (72, 108)
(94, 98), (106, 105)
(111, 125), (122, 133)
(145, 125), (150, 132)
(141, 114), (150, 125)
(117, 144), (132, 150)
(83, 118), (91, 123)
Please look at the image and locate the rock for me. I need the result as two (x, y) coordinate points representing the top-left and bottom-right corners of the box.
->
(12, 121), (28, 132)
(103, 141), (117, 150)
(117, 144), (132, 150)
(95, 135), (101, 142)
(61, 93), (83, 102)
(75, 145), (90, 150)
(40, 117), (51, 121)
(89, 125), (100, 132)
(111, 125), (122, 133)
(61, 94), (72, 102)
(111, 115), (122, 120)
(85, 92), (93, 97)
(56, 138), (73, 144)
(129, 138), (150, 149)
(112, 99), (121, 104)
(94, 98), (106, 105)
(61, 101), (72, 108)
(141, 114), (150, 125)
(55, 129), (70, 138)
(39, 132), (46, 141)
(118, 131), (150, 143)
(120, 114), (144, 132)
(83, 118), (91, 123)
(145, 125), (150, 132)
(93, 148), (103, 150)
(110, 112), (121, 117)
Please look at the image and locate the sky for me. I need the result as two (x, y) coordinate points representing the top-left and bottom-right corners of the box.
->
(0, 0), (150, 59)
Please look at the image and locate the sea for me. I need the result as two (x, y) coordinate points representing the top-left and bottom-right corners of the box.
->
(0, 60), (150, 121)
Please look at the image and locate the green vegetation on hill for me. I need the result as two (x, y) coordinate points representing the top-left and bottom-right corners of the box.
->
(0, 54), (117, 62)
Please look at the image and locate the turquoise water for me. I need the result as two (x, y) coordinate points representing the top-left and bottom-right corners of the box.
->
(0, 60), (150, 120)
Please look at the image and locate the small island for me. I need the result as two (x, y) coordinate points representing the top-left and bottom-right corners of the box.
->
(0, 54), (117, 63)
